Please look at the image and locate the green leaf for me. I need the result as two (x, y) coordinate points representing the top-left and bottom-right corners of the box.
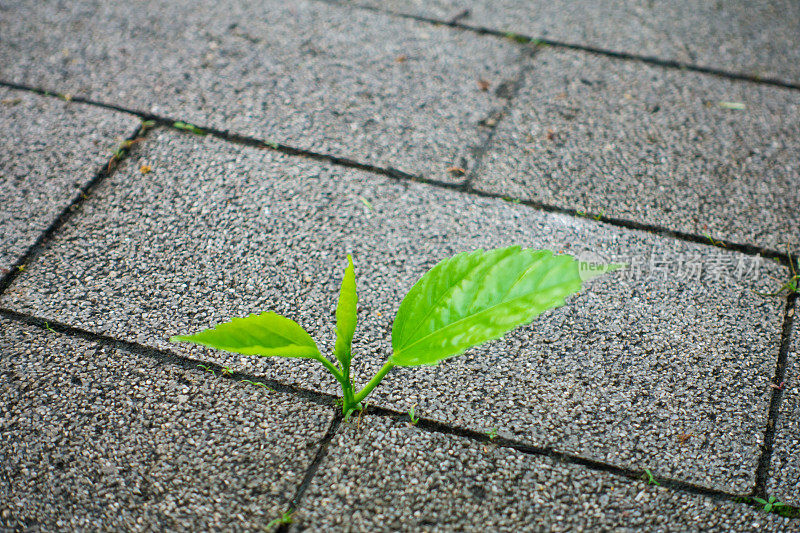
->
(334, 255), (358, 371)
(170, 311), (320, 358)
(391, 246), (588, 366)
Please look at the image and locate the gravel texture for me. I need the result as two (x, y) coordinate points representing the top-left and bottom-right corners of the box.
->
(768, 309), (800, 506)
(471, 47), (800, 251)
(2, 129), (787, 493)
(347, 0), (800, 85)
(0, 87), (139, 274)
(292, 416), (795, 532)
(0, 317), (334, 532)
(0, 0), (524, 183)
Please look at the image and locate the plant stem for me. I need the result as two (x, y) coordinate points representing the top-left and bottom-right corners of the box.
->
(315, 355), (345, 384)
(352, 360), (395, 405)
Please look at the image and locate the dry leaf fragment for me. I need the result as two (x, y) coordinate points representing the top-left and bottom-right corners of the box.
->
(477, 79), (490, 91)
(140, 165), (152, 174)
(446, 166), (466, 176)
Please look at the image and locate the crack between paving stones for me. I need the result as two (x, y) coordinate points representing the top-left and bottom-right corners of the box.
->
(0, 308), (340, 409)
(0, 121), (150, 296)
(319, 0), (800, 91)
(752, 289), (797, 499)
(275, 412), (343, 533)
(462, 43), (540, 190)
(0, 79), (795, 265)
(1, 308), (795, 519)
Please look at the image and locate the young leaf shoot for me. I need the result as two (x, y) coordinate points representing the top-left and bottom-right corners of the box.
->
(171, 246), (618, 417)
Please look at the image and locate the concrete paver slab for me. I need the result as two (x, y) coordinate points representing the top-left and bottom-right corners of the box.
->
(0, 317), (334, 531)
(0, 87), (139, 274)
(471, 47), (800, 250)
(0, 0), (523, 182)
(294, 416), (793, 531)
(348, 0), (800, 85)
(769, 312), (800, 506)
(1, 129), (787, 492)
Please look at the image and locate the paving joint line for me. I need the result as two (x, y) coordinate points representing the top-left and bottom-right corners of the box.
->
(462, 42), (541, 189)
(752, 289), (798, 499)
(0, 120), (151, 296)
(1, 78), (795, 264)
(321, 0), (800, 91)
(0, 307), (340, 409)
(2, 307), (796, 519)
(275, 411), (343, 532)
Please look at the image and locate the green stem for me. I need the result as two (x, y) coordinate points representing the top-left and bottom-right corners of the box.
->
(353, 361), (395, 405)
(315, 355), (345, 384)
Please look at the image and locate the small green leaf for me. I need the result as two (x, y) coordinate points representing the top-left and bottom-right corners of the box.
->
(334, 255), (358, 372)
(391, 246), (592, 366)
(718, 101), (746, 110)
(171, 311), (320, 358)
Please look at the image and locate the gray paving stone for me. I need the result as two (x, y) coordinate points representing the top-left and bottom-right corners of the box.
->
(293, 416), (794, 532)
(0, 87), (139, 274)
(1, 129), (788, 493)
(0, 0), (523, 183)
(0, 316), (334, 531)
(769, 311), (800, 506)
(471, 47), (800, 251)
(348, 0), (800, 85)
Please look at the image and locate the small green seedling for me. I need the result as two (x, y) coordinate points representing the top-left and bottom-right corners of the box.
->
(140, 119), (157, 133)
(239, 379), (275, 392)
(642, 469), (660, 486)
(358, 196), (373, 212)
(265, 510), (293, 529)
(408, 404), (419, 425)
(171, 246), (618, 418)
(172, 121), (207, 136)
(718, 101), (746, 110)
(197, 364), (215, 376)
(703, 232), (726, 248)
(503, 31), (532, 44)
(754, 496), (785, 513)
(220, 366), (233, 377)
(486, 427), (498, 440)
(756, 251), (798, 297)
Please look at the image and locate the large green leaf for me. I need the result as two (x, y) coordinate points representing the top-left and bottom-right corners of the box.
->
(334, 255), (358, 372)
(391, 246), (584, 366)
(170, 311), (320, 358)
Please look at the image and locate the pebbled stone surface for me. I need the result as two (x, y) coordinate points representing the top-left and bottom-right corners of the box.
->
(293, 416), (795, 532)
(346, 0), (800, 85)
(1, 129), (787, 493)
(0, 87), (139, 274)
(471, 47), (800, 251)
(768, 306), (800, 507)
(0, 0), (523, 182)
(0, 317), (334, 532)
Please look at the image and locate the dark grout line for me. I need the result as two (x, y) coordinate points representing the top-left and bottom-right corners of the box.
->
(0, 308), (340, 409)
(276, 412), (343, 533)
(361, 407), (746, 502)
(325, 0), (800, 91)
(2, 306), (797, 518)
(446, 8), (470, 25)
(0, 81), (147, 119)
(1, 78), (794, 265)
(462, 185), (798, 267)
(0, 121), (151, 296)
(463, 43), (540, 189)
(753, 289), (798, 499)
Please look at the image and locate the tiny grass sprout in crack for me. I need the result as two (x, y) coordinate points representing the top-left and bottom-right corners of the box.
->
(171, 246), (621, 418)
